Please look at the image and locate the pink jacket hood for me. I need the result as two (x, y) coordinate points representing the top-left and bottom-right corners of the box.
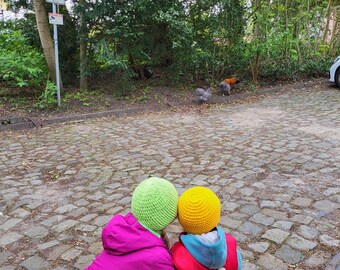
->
(86, 212), (174, 270)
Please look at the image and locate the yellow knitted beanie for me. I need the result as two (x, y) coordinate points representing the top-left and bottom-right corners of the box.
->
(178, 186), (221, 235)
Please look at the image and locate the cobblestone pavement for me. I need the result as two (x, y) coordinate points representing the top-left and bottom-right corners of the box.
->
(1, 86), (339, 270)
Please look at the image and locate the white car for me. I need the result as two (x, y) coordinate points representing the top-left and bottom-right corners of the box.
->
(329, 56), (340, 88)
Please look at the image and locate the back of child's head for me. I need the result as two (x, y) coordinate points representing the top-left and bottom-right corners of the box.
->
(131, 177), (178, 233)
(178, 186), (221, 234)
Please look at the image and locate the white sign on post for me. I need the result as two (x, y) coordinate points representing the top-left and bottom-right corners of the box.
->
(47, 0), (63, 108)
(46, 0), (65, 5)
(49, 13), (63, 25)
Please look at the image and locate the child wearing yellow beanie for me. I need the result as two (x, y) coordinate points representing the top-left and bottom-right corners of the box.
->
(171, 186), (242, 270)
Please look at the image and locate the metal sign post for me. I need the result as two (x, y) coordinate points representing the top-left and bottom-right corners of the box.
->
(53, 3), (61, 108)
(47, 0), (65, 108)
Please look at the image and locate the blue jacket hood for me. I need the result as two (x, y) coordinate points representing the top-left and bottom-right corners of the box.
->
(180, 226), (226, 269)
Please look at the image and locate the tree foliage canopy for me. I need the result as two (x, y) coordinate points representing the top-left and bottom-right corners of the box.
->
(2, 0), (340, 89)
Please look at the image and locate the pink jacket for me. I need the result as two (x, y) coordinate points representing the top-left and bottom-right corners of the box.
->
(86, 212), (174, 270)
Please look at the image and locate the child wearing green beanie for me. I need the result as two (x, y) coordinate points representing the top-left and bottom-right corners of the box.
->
(86, 177), (178, 270)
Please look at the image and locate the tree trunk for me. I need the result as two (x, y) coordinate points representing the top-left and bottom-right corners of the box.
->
(251, 51), (260, 84)
(305, 0), (311, 55)
(33, 0), (62, 88)
(285, 0), (289, 59)
(330, 6), (340, 57)
(295, 22), (302, 64)
(323, 0), (333, 43)
(251, 0), (261, 84)
(79, 0), (88, 90)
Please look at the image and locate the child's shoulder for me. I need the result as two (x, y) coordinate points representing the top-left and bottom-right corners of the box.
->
(171, 241), (207, 270)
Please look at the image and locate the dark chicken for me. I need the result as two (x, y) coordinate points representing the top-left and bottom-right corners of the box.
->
(195, 87), (212, 103)
(143, 66), (153, 79)
(219, 77), (240, 95)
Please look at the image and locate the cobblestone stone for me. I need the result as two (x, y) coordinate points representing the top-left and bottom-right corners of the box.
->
(239, 222), (263, 237)
(304, 251), (330, 268)
(0, 232), (23, 246)
(272, 220), (293, 230)
(248, 242), (269, 253)
(75, 255), (96, 269)
(220, 216), (242, 229)
(61, 248), (83, 261)
(12, 208), (30, 218)
(240, 205), (260, 216)
(274, 245), (304, 264)
(0, 218), (22, 231)
(0, 251), (12, 264)
(24, 226), (49, 238)
(324, 252), (340, 270)
(89, 241), (102, 254)
(261, 229), (290, 244)
(313, 200), (340, 213)
(52, 220), (79, 233)
(319, 234), (340, 247)
(76, 223), (97, 232)
(291, 197), (313, 207)
(262, 209), (288, 220)
(250, 213), (274, 226)
(286, 234), (317, 251)
(298, 225), (319, 239)
(94, 215), (112, 226)
(260, 200), (281, 208)
(48, 245), (72, 260)
(0, 86), (339, 268)
(239, 248), (254, 261)
(20, 256), (51, 269)
(242, 261), (259, 270)
(41, 215), (66, 227)
(257, 253), (287, 270)
(222, 202), (241, 212)
(314, 220), (336, 233)
(291, 214), (313, 224)
(37, 240), (60, 250)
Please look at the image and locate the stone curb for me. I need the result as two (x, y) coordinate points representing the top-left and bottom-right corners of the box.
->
(0, 79), (328, 132)
(0, 117), (36, 131)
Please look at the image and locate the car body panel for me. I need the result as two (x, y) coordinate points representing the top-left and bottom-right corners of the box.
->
(329, 56), (340, 83)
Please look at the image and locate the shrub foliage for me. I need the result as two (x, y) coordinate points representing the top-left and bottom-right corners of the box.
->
(0, 25), (47, 88)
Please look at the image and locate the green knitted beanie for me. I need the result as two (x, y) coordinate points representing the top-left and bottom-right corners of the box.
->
(131, 177), (178, 232)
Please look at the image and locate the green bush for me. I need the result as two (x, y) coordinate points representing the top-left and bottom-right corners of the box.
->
(35, 80), (57, 109)
(302, 58), (331, 77)
(260, 57), (331, 82)
(0, 28), (47, 88)
(112, 73), (135, 97)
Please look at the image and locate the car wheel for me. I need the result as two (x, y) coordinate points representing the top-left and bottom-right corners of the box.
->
(335, 68), (340, 88)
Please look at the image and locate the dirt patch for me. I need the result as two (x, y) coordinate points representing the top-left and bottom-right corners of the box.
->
(0, 78), (330, 129)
